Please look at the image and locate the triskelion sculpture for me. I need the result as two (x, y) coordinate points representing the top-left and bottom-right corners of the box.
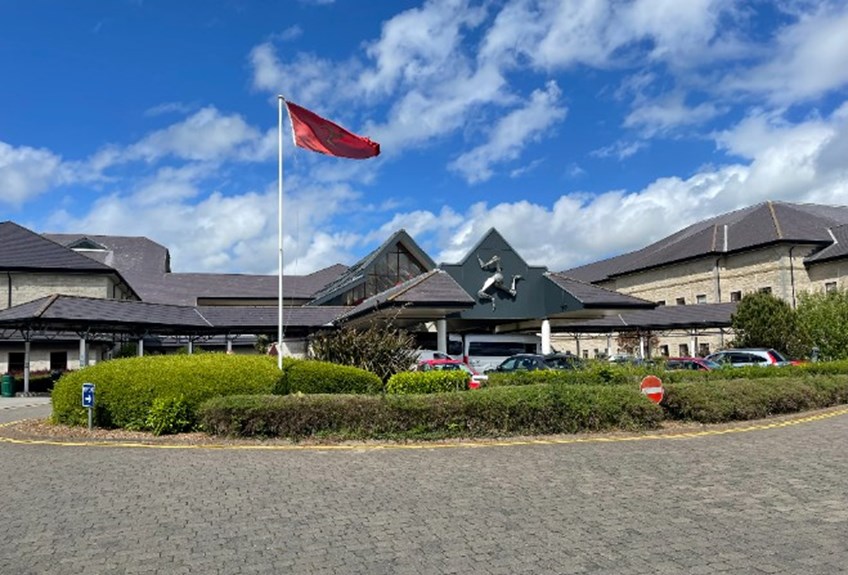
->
(476, 254), (523, 310)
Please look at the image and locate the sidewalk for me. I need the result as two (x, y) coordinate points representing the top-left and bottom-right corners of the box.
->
(0, 396), (52, 410)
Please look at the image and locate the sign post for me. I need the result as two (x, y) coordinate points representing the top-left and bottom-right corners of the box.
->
(82, 383), (95, 430)
(640, 375), (664, 404)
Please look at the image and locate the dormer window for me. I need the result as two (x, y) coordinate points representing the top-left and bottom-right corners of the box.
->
(68, 237), (107, 251)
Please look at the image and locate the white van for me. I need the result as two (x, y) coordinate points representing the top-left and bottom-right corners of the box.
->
(460, 334), (542, 373)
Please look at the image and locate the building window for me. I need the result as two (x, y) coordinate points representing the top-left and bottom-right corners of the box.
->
(696, 294), (707, 304)
(759, 286), (772, 294)
(7, 352), (24, 373)
(698, 343), (710, 357)
(730, 291), (742, 302)
(676, 297), (686, 305)
(678, 344), (689, 357)
(582, 350), (589, 359)
(659, 345), (669, 357)
(825, 281), (837, 293)
(656, 300), (665, 306)
(50, 351), (68, 372)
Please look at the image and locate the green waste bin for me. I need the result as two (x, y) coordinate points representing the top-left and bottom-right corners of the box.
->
(1, 374), (14, 398)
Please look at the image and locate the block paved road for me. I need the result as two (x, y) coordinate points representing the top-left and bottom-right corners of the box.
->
(1, 405), (847, 575)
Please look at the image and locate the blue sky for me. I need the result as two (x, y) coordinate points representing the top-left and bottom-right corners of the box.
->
(2, 0), (848, 276)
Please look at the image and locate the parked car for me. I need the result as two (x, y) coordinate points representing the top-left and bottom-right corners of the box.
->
(411, 359), (488, 389)
(488, 353), (583, 373)
(665, 357), (721, 371)
(705, 348), (791, 367)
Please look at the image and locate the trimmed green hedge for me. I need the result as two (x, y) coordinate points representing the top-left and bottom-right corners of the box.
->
(662, 375), (848, 423)
(385, 371), (471, 394)
(52, 354), (282, 431)
(199, 383), (663, 440)
(274, 359), (382, 395)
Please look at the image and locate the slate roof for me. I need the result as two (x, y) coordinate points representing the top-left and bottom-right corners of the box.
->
(0, 294), (212, 333)
(309, 229), (437, 305)
(563, 201), (848, 283)
(0, 295), (352, 334)
(337, 269), (475, 322)
(45, 232), (347, 305)
(1, 222), (120, 273)
(554, 302), (738, 332)
(197, 305), (350, 329)
(545, 273), (654, 309)
(805, 223), (848, 263)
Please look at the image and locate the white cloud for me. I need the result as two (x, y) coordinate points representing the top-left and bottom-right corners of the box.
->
(0, 142), (65, 206)
(387, 101), (848, 271)
(624, 93), (722, 137)
(126, 107), (261, 163)
(448, 81), (566, 183)
(722, 3), (848, 106)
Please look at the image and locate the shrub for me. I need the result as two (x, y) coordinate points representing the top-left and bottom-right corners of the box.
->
(385, 371), (470, 394)
(52, 354), (282, 431)
(145, 395), (193, 436)
(308, 322), (419, 382)
(199, 383), (663, 440)
(273, 359), (382, 395)
(661, 375), (848, 423)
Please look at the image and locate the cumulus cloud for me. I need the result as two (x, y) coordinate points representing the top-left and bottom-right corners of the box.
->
(0, 142), (70, 206)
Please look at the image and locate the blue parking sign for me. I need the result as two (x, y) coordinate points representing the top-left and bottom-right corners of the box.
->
(82, 383), (95, 408)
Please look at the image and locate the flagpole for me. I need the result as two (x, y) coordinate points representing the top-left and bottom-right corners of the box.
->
(277, 95), (284, 370)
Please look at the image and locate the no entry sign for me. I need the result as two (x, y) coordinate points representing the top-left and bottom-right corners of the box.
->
(640, 375), (664, 404)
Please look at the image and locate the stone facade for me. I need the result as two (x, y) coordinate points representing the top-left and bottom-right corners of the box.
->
(1, 272), (133, 311)
(554, 243), (846, 359)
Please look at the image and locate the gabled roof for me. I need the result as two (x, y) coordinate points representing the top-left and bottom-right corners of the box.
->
(563, 201), (848, 283)
(1, 222), (118, 273)
(545, 273), (655, 309)
(451, 227), (527, 267)
(336, 269), (475, 322)
(309, 229), (436, 305)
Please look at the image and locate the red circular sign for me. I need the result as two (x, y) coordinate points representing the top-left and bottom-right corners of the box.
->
(640, 375), (664, 404)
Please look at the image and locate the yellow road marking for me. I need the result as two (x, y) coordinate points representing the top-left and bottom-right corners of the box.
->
(1, 406), (846, 452)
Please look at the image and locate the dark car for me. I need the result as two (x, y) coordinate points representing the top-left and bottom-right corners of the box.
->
(489, 353), (582, 373)
(665, 357), (720, 371)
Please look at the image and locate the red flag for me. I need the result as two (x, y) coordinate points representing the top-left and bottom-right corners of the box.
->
(285, 101), (380, 159)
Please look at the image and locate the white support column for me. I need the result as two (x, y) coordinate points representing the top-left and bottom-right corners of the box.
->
(690, 335), (697, 357)
(436, 319), (447, 354)
(23, 340), (31, 394)
(226, 336), (233, 354)
(188, 340), (194, 355)
(575, 335), (581, 358)
(79, 337), (88, 368)
(138, 338), (144, 357)
(639, 335), (646, 359)
(606, 334), (612, 358)
(541, 319), (552, 354)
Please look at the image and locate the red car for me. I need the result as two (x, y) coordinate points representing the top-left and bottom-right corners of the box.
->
(665, 357), (721, 371)
(411, 359), (488, 389)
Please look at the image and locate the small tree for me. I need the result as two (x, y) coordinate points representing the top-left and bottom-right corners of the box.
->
(308, 321), (418, 383)
(616, 330), (659, 357)
(796, 289), (848, 360)
(731, 291), (801, 355)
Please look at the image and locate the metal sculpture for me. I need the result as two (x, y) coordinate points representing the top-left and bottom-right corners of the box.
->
(477, 254), (523, 310)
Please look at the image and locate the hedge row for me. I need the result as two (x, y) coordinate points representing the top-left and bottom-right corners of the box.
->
(385, 371), (471, 394)
(274, 359), (382, 395)
(662, 375), (848, 423)
(52, 354), (283, 431)
(199, 383), (664, 440)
